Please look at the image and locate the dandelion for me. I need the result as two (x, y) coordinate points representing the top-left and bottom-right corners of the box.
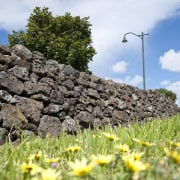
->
(164, 148), (180, 164)
(40, 168), (61, 180)
(123, 152), (145, 161)
(91, 154), (115, 166)
(133, 138), (155, 147)
(103, 132), (119, 141)
(116, 144), (130, 154)
(28, 151), (43, 161)
(21, 162), (41, 175)
(68, 158), (95, 177)
(169, 141), (180, 148)
(123, 157), (149, 172)
(65, 145), (81, 153)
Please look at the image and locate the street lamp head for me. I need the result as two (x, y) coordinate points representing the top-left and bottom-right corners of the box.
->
(122, 36), (128, 43)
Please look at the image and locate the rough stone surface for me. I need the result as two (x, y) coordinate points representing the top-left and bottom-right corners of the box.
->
(0, 44), (179, 144)
(0, 103), (28, 129)
(0, 128), (7, 145)
(11, 44), (32, 60)
(38, 115), (62, 138)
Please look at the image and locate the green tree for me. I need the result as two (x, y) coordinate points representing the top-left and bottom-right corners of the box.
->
(155, 88), (177, 103)
(8, 7), (96, 74)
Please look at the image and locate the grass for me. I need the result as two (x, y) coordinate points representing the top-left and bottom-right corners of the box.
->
(0, 114), (180, 180)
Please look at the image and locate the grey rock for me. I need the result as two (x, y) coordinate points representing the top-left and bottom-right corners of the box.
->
(62, 116), (79, 134)
(74, 111), (94, 128)
(38, 115), (62, 138)
(0, 90), (16, 103)
(63, 65), (78, 76)
(0, 103), (28, 129)
(15, 96), (44, 124)
(0, 44), (11, 55)
(0, 72), (24, 95)
(11, 44), (32, 60)
(0, 55), (13, 65)
(8, 65), (29, 81)
(50, 90), (64, 104)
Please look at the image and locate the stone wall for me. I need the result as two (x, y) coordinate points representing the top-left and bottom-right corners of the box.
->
(0, 44), (179, 144)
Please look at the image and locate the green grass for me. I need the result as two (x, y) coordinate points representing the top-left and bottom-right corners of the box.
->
(0, 114), (180, 180)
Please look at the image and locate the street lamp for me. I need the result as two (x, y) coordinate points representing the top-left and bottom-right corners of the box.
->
(122, 32), (149, 90)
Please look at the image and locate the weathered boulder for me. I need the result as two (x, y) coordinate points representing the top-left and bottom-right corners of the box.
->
(11, 44), (32, 60)
(0, 103), (28, 129)
(38, 115), (62, 138)
(15, 96), (44, 124)
(0, 44), (11, 55)
(0, 71), (24, 95)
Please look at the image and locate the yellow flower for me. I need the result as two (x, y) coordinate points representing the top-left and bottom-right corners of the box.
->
(28, 151), (43, 161)
(91, 154), (115, 166)
(103, 132), (119, 141)
(123, 152), (144, 161)
(133, 138), (155, 147)
(66, 145), (81, 153)
(116, 144), (130, 154)
(169, 141), (180, 148)
(21, 162), (41, 175)
(123, 157), (149, 172)
(164, 148), (180, 164)
(68, 158), (94, 177)
(40, 168), (61, 180)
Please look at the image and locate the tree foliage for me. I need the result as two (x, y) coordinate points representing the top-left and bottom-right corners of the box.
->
(155, 88), (177, 103)
(8, 7), (96, 74)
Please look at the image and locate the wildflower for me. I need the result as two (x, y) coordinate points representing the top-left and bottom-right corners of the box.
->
(28, 151), (43, 161)
(123, 152), (145, 161)
(169, 141), (180, 148)
(40, 168), (61, 180)
(103, 132), (119, 141)
(66, 145), (81, 153)
(164, 148), (180, 164)
(68, 158), (95, 177)
(45, 158), (60, 167)
(21, 162), (41, 175)
(116, 144), (130, 154)
(123, 157), (149, 172)
(91, 154), (114, 166)
(133, 138), (155, 147)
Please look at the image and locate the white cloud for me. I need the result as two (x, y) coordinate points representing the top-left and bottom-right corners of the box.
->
(166, 81), (180, 106)
(124, 75), (143, 87)
(112, 61), (128, 74)
(159, 49), (180, 73)
(0, 0), (180, 75)
(107, 74), (143, 87)
(161, 80), (170, 86)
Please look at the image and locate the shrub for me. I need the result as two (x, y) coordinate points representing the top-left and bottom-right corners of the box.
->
(155, 88), (176, 102)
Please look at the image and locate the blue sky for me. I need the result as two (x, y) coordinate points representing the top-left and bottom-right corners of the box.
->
(0, 0), (180, 106)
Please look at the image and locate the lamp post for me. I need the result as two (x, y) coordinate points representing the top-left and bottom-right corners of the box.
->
(122, 32), (149, 90)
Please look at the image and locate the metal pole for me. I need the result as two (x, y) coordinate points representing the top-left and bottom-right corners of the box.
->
(141, 32), (146, 90)
(122, 32), (149, 90)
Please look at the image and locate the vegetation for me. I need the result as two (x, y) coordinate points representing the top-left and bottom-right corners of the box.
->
(155, 88), (177, 103)
(0, 115), (179, 179)
(8, 7), (96, 74)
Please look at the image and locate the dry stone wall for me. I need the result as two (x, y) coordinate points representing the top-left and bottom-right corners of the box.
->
(0, 44), (179, 144)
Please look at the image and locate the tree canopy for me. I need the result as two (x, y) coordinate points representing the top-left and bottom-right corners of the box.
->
(8, 7), (96, 74)
(155, 88), (177, 103)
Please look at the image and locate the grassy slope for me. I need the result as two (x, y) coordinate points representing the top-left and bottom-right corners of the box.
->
(0, 114), (179, 179)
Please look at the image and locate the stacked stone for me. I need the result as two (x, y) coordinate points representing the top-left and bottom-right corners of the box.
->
(0, 44), (179, 144)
